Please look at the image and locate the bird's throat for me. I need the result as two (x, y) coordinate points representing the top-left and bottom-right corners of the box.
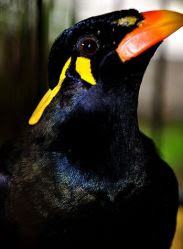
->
(51, 96), (141, 179)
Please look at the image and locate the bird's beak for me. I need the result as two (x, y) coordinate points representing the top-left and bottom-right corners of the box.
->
(116, 10), (183, 61)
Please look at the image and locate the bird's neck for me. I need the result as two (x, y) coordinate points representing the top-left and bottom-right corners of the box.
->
(51, 93), (142, 179)
(31, 84), (144, 180)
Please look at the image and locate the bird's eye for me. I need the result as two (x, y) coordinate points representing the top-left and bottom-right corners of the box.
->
(76, 35), (99, 57)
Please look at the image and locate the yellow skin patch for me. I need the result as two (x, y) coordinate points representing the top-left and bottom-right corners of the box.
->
(76, 57), (96, 85)
(29, 57), (71, 125)
(112, 16), (137, 26)
(29, 56), (96, 125)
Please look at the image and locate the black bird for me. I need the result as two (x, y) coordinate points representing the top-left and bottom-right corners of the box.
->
(0, 9), (183, 249)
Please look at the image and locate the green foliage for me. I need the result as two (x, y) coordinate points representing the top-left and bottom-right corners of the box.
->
(141, 122), (183, 172)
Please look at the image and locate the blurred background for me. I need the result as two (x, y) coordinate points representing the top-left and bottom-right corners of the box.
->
(0, 0), (183, 248)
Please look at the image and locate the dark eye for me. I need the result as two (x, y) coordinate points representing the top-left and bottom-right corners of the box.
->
(76, 35), (99, 57)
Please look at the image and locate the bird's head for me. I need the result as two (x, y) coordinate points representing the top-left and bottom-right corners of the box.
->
(29, 9), (183, 127)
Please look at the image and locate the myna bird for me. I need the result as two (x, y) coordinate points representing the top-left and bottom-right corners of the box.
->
(0, 9), (183, 249)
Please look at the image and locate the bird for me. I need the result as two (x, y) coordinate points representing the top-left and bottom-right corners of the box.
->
(0, 8), (183, 249)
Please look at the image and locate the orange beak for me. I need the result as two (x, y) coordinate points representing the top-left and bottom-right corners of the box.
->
(116, 10), (183, 61)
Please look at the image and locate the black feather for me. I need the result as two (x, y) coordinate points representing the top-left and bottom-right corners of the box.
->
(0, 9), (178, 249)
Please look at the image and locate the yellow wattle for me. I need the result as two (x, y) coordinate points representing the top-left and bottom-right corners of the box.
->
(28, 57), (71, 125)
(76, 57), (96, 85)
